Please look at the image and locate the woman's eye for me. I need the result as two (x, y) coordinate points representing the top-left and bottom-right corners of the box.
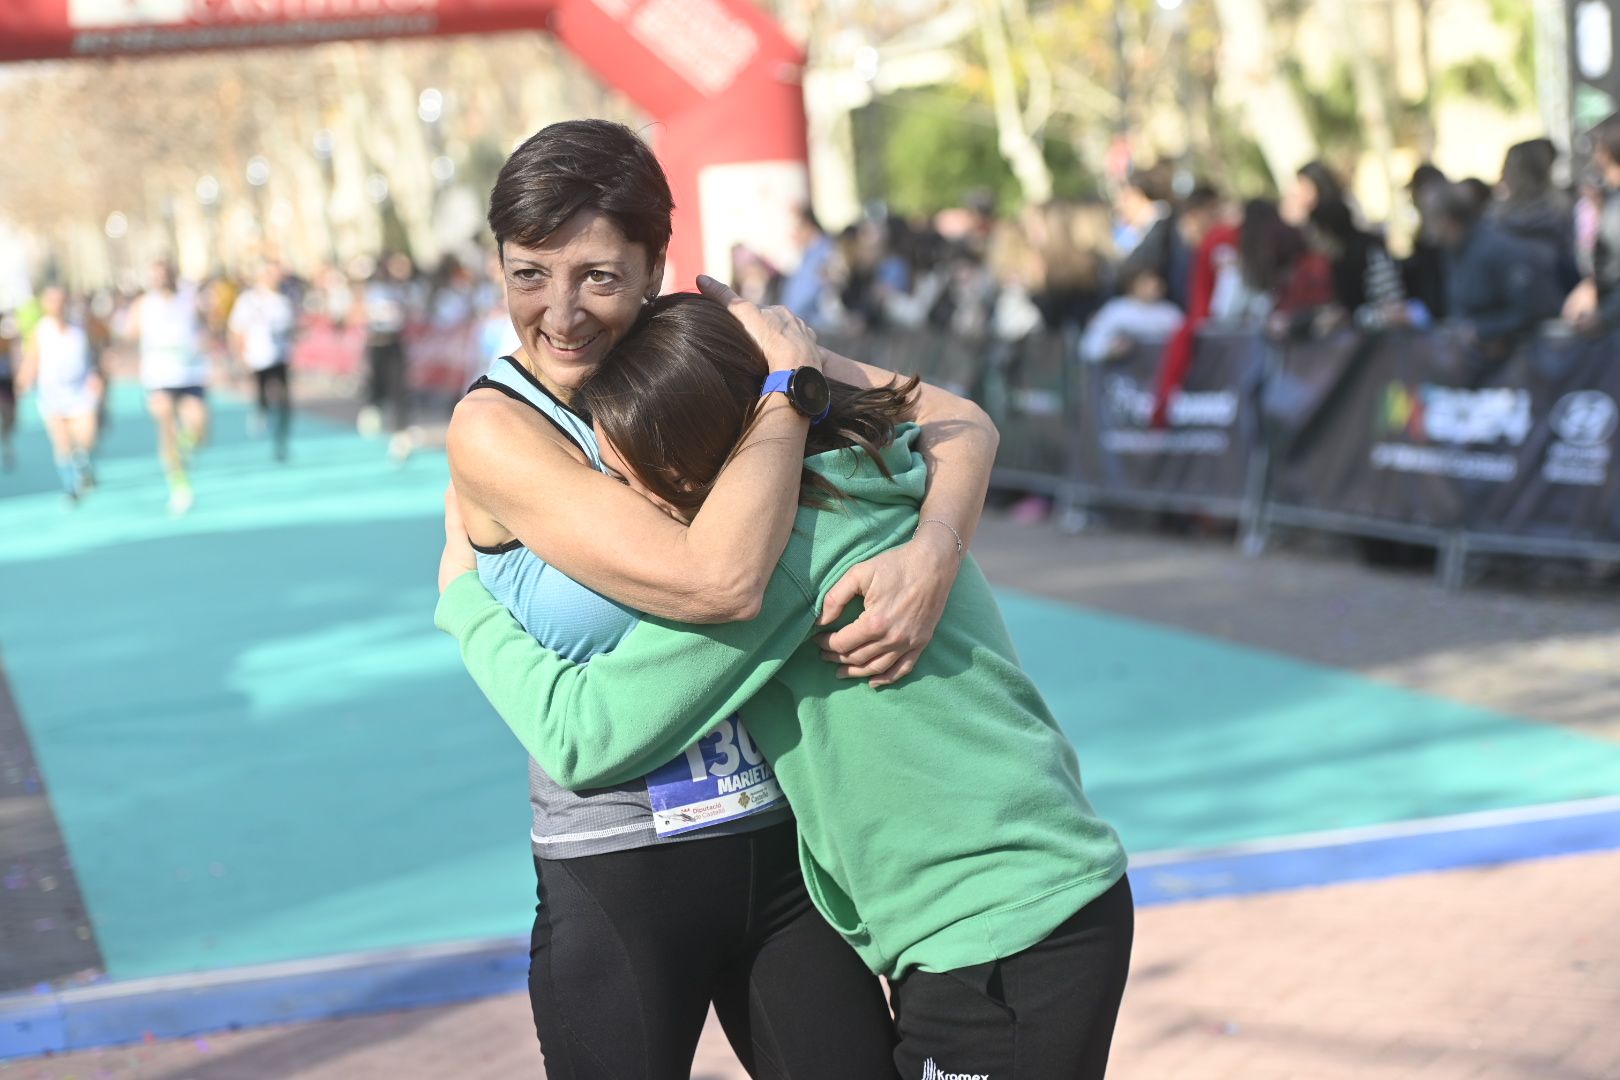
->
(586, 270), (616, 285)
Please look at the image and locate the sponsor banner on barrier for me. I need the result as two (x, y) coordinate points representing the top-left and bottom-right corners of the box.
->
(1272, 328), (1620, 541)
(1073, 332), (1260, 504)
(986, 332), (1073, 479)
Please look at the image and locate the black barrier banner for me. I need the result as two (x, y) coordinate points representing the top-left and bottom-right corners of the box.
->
(1271, 328), (1620, 541)
(1073, 332), (1262, 504)
(984, 332), (1072, 479)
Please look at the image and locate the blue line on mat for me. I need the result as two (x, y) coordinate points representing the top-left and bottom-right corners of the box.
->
(1130, 798), (1620, 906)
(6, 798), (1620, 1060)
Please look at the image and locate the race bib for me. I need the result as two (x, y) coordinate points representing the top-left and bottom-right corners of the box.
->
(644, 715), (785, 837)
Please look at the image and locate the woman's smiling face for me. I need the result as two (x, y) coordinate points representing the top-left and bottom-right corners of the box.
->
(502, 208), (664, 397)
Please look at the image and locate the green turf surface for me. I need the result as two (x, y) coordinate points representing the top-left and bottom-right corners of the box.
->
(4, 384), (1620, 981)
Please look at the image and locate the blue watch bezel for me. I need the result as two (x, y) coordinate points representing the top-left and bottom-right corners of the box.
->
(761, 368), (832, 424)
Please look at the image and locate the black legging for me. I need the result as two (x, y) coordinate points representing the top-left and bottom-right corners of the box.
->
(254, 362), (291, 458)
(365, 339), (408, 434)
(529, 820), (898, 1079)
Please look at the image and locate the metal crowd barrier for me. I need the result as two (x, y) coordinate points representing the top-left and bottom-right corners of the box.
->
(827, 323), (1620, 588)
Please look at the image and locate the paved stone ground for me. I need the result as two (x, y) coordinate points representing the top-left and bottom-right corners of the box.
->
(971, 513), (1620, 743)
(10, 849), (1618, 1079)
(8, 477), (1619, 1078)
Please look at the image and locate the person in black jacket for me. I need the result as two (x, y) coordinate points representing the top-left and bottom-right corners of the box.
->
(1493, 138), (1578, 293)
(1118, 185), (1222, 311)
(1430, 183), (1561, 354)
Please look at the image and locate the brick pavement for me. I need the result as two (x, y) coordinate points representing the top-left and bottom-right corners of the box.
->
(10, 849), (1618, 1079)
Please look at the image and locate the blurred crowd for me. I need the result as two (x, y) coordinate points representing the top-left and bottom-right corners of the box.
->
(7, 117), (1620, 515)
(744, 123), (1620, 406)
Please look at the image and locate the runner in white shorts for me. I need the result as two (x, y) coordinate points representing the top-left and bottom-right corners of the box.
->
(17, 285), (101, 504)
(128, 261), (210, 515)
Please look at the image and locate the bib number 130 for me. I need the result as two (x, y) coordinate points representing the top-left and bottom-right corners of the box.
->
(683, 718), (764, 783)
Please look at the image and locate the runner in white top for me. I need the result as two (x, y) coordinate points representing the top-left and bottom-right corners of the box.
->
(228, 262), (297, 462)
(15, 285), (101, 503)
(127, 261), (210, 515)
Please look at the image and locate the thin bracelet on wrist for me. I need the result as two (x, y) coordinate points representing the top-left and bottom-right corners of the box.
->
(915, 517), (964, 555)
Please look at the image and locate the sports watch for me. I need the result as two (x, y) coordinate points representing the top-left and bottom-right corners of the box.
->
(760, 367), (832, 424)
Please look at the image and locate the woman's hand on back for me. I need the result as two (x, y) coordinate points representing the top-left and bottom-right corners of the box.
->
(697, 275), (820, 374)
(814, 523), (963, 687)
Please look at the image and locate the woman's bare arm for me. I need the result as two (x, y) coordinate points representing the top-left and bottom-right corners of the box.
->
(449, 282), (818, 624)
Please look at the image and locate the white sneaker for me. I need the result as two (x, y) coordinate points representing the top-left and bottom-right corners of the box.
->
(168, 485), (195, 516)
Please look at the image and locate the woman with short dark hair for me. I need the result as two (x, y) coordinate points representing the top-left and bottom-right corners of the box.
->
(446, 119), (1000, 1077)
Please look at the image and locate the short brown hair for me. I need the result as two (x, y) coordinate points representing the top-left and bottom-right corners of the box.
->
(488, 120), (674, 259)
(576, 295), (919, 516)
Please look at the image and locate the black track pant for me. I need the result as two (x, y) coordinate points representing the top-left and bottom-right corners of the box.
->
(529, 820), (898, 1080)
(364, 340), (408, 433)
(253, 362), (291, 457)
(891, 875), (1134, 1080)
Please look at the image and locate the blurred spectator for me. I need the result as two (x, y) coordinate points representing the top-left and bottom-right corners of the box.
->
(780, 206), (836, 327)
(1565, 116), (1620, 335)
(1152, 191), (1240, 422)
(1113, 163), (1174, 257)
(1305, 199), (1405, 330)
(1281, 161), (1347, 227)
(836, 220), (883, 332)
(1430, 182), (1561, 352)
(428, 255), (477, 329)
(1080, 267), (1183, 362)
(1209, 199), (1301, 327)
(1493, 139), (1578, 292)
(1025, 202), (1113, 331)
(730, 243), (780, 309)
(1457, 177), (1494, 212)
(985, 223), (1044, 344)
(1120, 184), (1222, 311)
(1403, 163), (1451, 322)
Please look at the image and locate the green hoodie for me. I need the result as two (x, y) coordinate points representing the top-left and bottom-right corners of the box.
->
(436, 423), (1127, 978)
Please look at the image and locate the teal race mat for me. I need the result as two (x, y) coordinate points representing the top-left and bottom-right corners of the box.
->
(4, 384), (1620, 985)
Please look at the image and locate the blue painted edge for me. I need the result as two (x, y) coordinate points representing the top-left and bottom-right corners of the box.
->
(0, 936), (529, 1061)
(1131, 805), (1620, 907)
(5, 802), (1620, 1062)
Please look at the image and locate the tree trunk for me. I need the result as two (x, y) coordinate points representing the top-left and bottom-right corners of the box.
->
(976, 0), (1053, 206)
(1330, 0), (1400, 223)
(1210, 0), (1317, 189)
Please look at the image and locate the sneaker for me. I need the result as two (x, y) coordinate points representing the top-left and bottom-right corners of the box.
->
(356, 406), (382, 438)
(167, 484), (194, 516)
(177, 428), (199, 460)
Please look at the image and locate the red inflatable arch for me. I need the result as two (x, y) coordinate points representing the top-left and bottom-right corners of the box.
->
(0, 0), (810, 283)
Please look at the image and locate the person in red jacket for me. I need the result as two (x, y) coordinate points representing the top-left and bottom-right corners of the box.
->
(1151, 195), (1237, 426)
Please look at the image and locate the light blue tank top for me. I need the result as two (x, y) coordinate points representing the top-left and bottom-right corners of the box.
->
(468, 356), (788, 858)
